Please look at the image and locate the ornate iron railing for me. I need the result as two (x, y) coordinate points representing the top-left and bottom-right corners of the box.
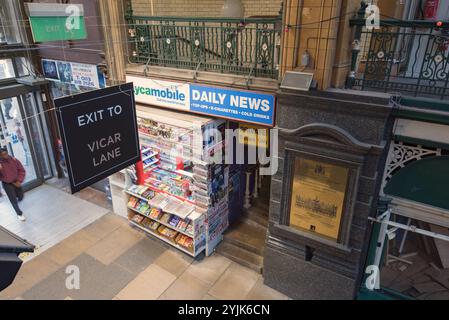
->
(347, 5), (449, 100)
(125, 13), (281, 79)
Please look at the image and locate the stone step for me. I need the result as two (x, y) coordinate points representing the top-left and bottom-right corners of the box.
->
(242, 213), (268, 229)
(247, 203), (269, 217)
(224, 219), (267, 256)
(251, 199), (269, 213)
(216, 241), (264, 274)
(243, 208), (268, 229)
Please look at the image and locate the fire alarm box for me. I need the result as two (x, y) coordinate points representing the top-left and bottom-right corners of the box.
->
(424, 0), (439, 20)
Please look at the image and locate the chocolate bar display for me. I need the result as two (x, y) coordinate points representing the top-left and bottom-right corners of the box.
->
(118, 107), (229, 258)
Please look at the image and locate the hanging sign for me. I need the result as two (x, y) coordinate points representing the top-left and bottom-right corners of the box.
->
(55, 84), (140, 193)
(128, 75), (276, 127)
(25, 3), (87, 42)
(42, 59), (106, 89)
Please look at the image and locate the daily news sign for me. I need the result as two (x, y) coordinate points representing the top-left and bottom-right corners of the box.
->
(127, 75), (276, 127)
(55, 84), (140, 193)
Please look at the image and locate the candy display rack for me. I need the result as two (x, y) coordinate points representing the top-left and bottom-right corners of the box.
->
(109, 105), (229, 257)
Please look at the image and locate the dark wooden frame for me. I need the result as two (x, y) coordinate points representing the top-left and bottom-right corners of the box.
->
(269, 123), (382, 256)
(281, 146), (360, 250)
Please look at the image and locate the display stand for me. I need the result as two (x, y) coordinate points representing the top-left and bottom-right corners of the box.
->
(109, 105), (229, 257)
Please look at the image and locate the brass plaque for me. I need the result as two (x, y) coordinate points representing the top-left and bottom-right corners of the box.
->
(289, 158), (349, 241)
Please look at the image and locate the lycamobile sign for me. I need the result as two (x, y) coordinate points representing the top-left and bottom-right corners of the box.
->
(134, 86), (186, 101)
(134, 85), (187, 107)
(128, 75), (276, 127)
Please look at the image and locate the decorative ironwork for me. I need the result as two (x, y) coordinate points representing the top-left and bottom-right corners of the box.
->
(127, 15), (280, 79)
(256, 23), (276, 77)
(222, 23), (238, 67)
(380, 141), (442, 195)
(135, 25), (151, 60)
(348, 6), (449, 100)
(160, 20), (176, 64)
(191, 22), (205, 63)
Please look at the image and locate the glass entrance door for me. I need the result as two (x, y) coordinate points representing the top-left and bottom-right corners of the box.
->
(0, 93), (53, 190)
(0, 97), (38, 185)
(20, 92), (53, 181)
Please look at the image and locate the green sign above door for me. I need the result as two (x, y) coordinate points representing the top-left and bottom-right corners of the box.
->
(25, 3), (87, 42)
(29, 16), (87, 42)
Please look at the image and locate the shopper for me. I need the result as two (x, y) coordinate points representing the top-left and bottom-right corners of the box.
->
(0, 147), (26, 221)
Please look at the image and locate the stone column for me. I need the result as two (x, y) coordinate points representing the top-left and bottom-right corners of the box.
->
(244, 171), (252, 209)
(253, 168), (259, 199)
(280, 0), (343, 90)
(263, 89), (394, 300)
(280, 0), (302, 77)
(98, 0), (128, 85)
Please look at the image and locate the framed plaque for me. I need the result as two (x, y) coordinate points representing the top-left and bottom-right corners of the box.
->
(289, 157), (350, 241)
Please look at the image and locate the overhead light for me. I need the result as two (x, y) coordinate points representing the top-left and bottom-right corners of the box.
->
(280, 71), (315, 91)
(221, 0), (245, 18)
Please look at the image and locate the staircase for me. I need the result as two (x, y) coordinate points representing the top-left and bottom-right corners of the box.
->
(217, 178), (270, 273)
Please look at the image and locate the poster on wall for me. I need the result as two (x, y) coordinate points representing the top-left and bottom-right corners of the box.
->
(55, 84), (140, 193)
(128, 75), (276, 127)
(238, 124), (269, 149)
(42, 60), (59, 80)
(42, 59), (106, 89)
(289, 158), (349, 241)
(57, 61), (73, 83)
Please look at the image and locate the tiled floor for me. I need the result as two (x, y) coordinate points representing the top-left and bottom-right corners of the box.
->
(0, 184), (109, 261)
(47, 177), (113, 211)
(0, 213), (290, 300)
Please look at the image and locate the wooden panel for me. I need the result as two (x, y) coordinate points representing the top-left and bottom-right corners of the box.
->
(395, 119), (449, 147)
(430, 224), (449, 269)
(391, 197), (449, 229)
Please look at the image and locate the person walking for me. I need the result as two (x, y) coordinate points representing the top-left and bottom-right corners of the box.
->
(0, 147), (26, 221)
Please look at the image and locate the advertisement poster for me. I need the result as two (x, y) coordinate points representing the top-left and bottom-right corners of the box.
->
(41, 60), (59, 80)
(42, 59), (106, 89)
(289, 158), (349, 241)
(238, 124), (269, 149)
(55, 84), (140, 193)
(57, 61), (73, 83)
(128, 75), (276, 127)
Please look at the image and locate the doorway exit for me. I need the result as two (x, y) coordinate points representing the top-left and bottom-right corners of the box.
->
(0, 91), (54, 191)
